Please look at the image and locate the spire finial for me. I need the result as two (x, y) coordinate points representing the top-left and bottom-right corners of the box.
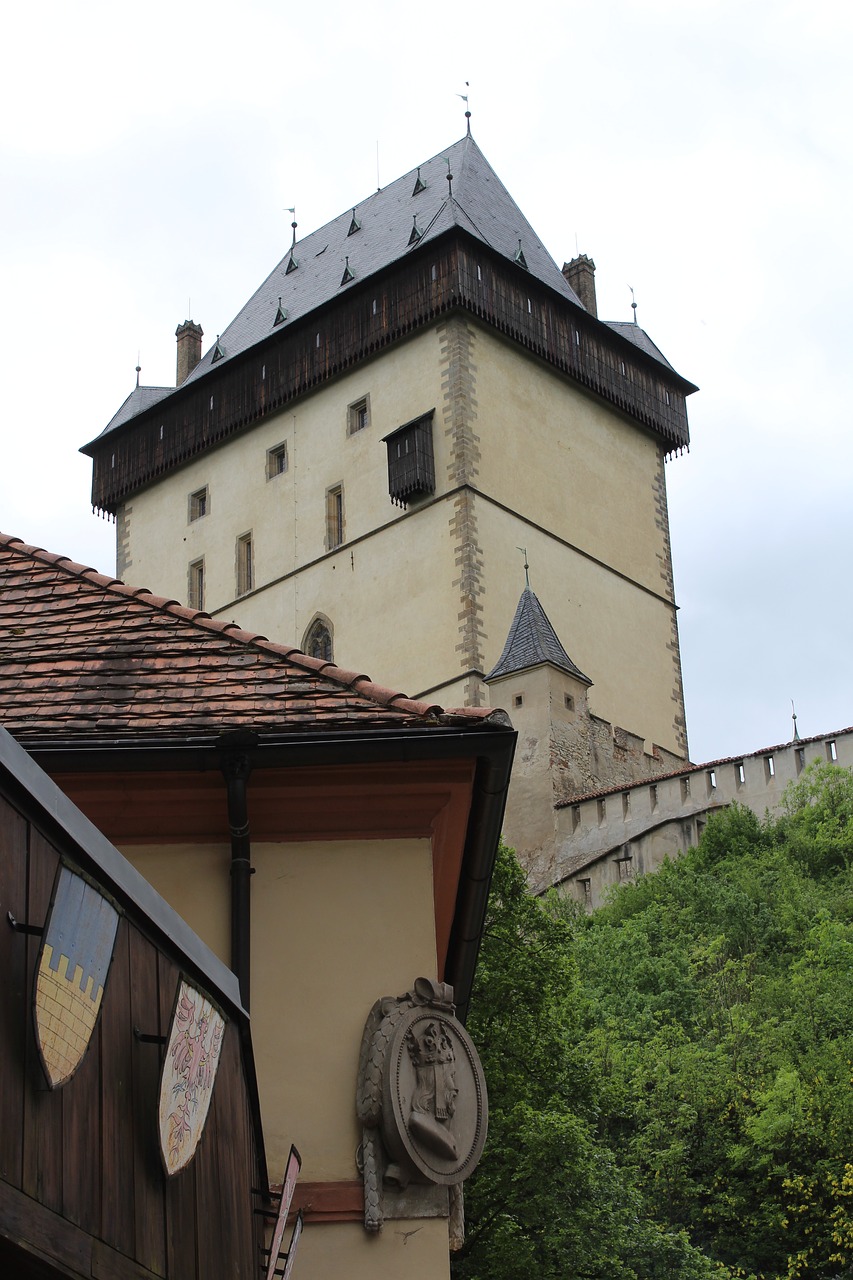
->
(792, 700), (801, 742)
(285, 206), (297, 251)
(135, 353), (141, 388)
(445, 155), (453, 199)
(457, 82), (471, 135)
(629, 284), (638, 325)
(516, 546), (530, 589)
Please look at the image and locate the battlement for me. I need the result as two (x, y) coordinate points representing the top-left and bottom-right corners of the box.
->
(549, 728), (853, 907)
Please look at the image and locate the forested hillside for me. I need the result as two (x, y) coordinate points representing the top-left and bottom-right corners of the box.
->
(455, 764), (853, 1280)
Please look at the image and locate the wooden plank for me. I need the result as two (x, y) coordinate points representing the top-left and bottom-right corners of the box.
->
(209, 1026), (255, 1280)
(0, 1167), (90, 1277)
(92, 1236), (166, 1280)
(129, 925), (167, 1277)
(194, 1075), (227, 1280)
(22, 829), (64, 1214)
(0, 796), (29, 1187)
(100, 918), (136, 1254)
(60, 994), (101, 1234)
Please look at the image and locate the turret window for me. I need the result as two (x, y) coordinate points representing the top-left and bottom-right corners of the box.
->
(303, 616), (333, 663)
(347, 395), (370, 435)
(189, 487), (209, 521)
(236, 533), (254, 596)
(267, 443), (288, 478)
(188, 559), (205, 611)
(326, 484), (344, 549)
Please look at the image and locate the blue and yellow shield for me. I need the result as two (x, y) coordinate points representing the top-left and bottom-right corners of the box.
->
(34, 864), (120, 1088)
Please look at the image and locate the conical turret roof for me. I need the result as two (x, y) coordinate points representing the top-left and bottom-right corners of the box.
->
(485, 587), (592, 683)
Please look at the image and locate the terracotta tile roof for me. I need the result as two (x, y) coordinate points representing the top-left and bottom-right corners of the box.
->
(0, 534), (509, 745)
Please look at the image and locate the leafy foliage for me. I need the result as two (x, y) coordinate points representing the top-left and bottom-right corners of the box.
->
(455, 764), (853, 1280)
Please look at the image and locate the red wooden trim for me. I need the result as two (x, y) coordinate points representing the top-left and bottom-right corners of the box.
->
(53, 758), (475, 977)
(269, 1179), (363, 1225)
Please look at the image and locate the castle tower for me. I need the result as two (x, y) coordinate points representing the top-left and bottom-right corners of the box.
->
(82, 133), (696, 763)
(485, 585), (684, 887)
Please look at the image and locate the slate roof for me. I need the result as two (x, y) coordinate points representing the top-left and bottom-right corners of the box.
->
(485, 587), (592, 683)
(0, 534), (509, 746)
(92, 134), (584, 440)
(604, 321), (676, 372)
(102, 385), (174, 436)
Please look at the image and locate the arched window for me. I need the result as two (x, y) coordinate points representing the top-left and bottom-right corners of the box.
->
(303, 616), (333, 663)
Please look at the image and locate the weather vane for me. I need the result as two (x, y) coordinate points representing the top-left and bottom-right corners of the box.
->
(456, 81), (471, 134)
(516, 546), (530, 589)
(629, 285), (638, 324)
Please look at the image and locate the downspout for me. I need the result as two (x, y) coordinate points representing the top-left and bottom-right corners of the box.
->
(219, 732), (257, 1012)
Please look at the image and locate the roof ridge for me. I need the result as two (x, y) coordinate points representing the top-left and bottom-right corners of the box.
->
(0, 533), (502, 726)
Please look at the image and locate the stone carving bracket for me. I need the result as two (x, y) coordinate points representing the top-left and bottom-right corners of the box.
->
(355, 978), (488, 1235)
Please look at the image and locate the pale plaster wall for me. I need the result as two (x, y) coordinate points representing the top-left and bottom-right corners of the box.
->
(120, 836), (436, 1184)
(469, 329), (672, 595)
(118, 329), (452, 612)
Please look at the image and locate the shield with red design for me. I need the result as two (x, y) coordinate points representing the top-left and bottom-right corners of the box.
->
(34, 864), (119, 1088)
(159, 979), (226, 1174)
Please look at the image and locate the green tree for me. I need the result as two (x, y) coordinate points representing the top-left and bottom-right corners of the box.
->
(458, 765), (853, 1279)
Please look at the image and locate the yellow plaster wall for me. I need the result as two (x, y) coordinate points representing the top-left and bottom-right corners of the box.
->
(297, 1218), (451, 1280)
(121, 836), (437, 1183)
(468, 328), (671, 594)
(251, 838), (437, 1182)
(476, 497), (682, 753)
(119, 329), (452, 616)
(125, 843), (231, 965)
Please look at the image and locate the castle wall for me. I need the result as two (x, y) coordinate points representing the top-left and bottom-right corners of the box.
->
(554, 729), (853, 908)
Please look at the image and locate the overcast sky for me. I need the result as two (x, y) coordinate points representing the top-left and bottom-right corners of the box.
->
(2, 0), (850, 766)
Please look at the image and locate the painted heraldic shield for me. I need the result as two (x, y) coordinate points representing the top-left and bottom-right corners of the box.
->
(159, 979), (226, 1175)
(34, 864), (120, 1088)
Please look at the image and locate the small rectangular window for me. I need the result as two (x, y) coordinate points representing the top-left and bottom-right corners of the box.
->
(597, 799), (606, 825)
(571, 805), (581, 832)
(622, 793), (630, 820)
(707, 768), (717, 792)
(649, 784), (658, 811)
(266, 443), (288, 479)
(680, 776), (691, 802)
(188, 559), (205, 611)
(189, 487), (208, 521)
(326, 484), (344, 550)
(735, 761), (745, 787)
(513, 694), (524, 708)
(236, 533), (253, 596)
(347, 395), (370, 435)
(796, 747), (806, 775)
(564, 694), (575, 712)
(827, 739), (838, 762)
(764, 755), (775, 781)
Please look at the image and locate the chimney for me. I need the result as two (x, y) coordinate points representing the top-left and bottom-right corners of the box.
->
(175, 320), (204, 386)
(562, 255), (597, 318)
